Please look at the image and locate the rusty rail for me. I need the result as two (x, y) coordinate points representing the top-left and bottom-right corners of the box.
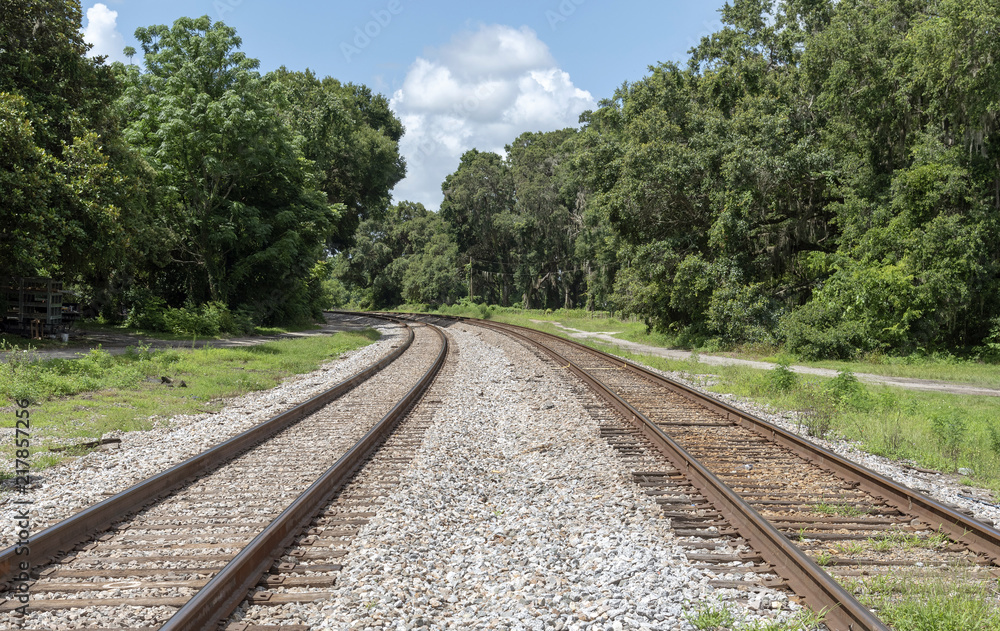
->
(0, 318), (414, 585)
(473, 319), (1000, 565)
(471, 319), (887, 631)
(160, 321), (449, 631)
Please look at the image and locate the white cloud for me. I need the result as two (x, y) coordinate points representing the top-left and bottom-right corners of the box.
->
(390, 25), (595, 210)
(83, 3), (128, 64)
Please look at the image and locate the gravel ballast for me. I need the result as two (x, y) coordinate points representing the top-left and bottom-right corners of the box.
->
(628, 357), (1000, 529)
(0, 319), (403, 548)
(234, 324), (801, 630)
(11, 315), (994, 629)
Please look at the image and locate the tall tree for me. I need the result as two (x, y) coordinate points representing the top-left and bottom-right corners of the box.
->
(506, 129), (583, 309)
(119, 16), (340, 321)
(0, 0), (151, 283)
(333, 201), (461, 308)
(440, 150), (516, 304)
(265, 69), (406, 250)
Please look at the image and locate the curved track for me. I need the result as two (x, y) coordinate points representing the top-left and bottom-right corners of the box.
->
(454, 317), (1000, 631)
(0, 317), (448, 630)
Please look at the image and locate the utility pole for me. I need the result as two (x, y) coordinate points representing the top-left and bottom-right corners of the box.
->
(467, 258), (473, 301)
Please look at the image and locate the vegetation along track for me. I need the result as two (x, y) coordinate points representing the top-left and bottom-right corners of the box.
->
(0, 316), (448, 630)
(449, 316), (1000, 631)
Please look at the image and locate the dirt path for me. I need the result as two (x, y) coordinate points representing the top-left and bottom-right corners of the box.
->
(0, 316), (372, 363)
(531, 320), (1000, 398)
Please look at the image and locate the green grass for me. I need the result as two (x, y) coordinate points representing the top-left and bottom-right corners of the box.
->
(684, 603), (825, 631)
(867, 530), (951, 553)
(687, 604), (736, 629)
(847, 574), (1000, 631)
(834, 541), (866, 556)
(68, 319), (224, 341)
(397, 305), (1000, 386)
(740, 611), (827, 631)
(0, 330), (379, 478)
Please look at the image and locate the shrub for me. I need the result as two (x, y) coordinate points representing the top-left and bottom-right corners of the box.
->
(987, 424), (1000, 458)
(164, 305), (218, 336)
(779, 301), (869, 359)
(706, 282), (781, 345)
(797, 384), (837, 438)
(825, 370), (871, 410)
(125, 292), (168, 332)
(768, 361), (797, 392)
(930, 409), (967, 471)
(159, 301), (254, 336)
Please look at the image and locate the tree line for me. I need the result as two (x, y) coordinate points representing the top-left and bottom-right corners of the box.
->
(334, 0), (1000, 359)
(1, 3), (403, 329)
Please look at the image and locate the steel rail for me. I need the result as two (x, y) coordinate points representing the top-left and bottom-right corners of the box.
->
(469, 318), (1000, 564)
(160, 322), (449, 631)
(469, 319), (888, 631)
(0, 318), (414, 585)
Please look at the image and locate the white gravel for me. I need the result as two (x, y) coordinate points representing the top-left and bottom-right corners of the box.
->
(235, 325), (804, 630)
(0, 320), (404, 548)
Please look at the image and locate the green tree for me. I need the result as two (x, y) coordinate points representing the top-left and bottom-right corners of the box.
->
(507, 129), (584, 309)
(440, 150), (516, 304)
(334, 201), (461, 309)
(0, 0), (151, 284)
(120, 16), (340, 321)
(265, 68), (406, 250)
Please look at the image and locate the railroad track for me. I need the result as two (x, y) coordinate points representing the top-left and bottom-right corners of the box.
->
(446, 317), (1000, 631)
(228, 322), (460, 628)
(0, 316), (447, 630)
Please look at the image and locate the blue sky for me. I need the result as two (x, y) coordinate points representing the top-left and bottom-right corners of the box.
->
(82, 1), (728, 209)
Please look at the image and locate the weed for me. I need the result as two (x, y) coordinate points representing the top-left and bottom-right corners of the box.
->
(741, 609), (826, 630)
(796, 385), (836, 438)
(815, 502), (868, 518)
(931, 409), (967, 471)
(835, 541), (865, 556)
(815, 551), (833, 566)
(987, 424), (1000, 459)
(851, 573), (1000, 631)
(870, 536), (894, 553)
(875, 410), (909, 458)
(685, 603), (735, 630)
(868, 529), (950, 552)
(769, 361), (797, 392)
(827, 369), (858, 395)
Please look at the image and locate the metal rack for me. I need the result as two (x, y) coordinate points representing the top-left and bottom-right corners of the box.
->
(2, 276), (67, 336)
